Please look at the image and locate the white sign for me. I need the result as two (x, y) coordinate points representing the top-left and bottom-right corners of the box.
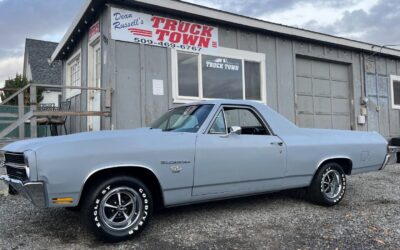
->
(205, 57), (241, 71)
(111, 7), (219, 54)
(152, 79), (164, 96)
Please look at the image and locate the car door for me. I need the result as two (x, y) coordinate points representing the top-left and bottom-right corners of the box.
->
(193, 105), (286, 196)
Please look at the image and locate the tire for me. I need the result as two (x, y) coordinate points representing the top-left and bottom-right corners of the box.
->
(81, 176), (153, 242)
(308, 162), (346, 206)
(65, 206), (81, 212)
(9, 185), (18, 195)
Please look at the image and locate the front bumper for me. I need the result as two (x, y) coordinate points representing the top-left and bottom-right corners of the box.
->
(0, 175), (46, 207)
(379, 154), (390, 170)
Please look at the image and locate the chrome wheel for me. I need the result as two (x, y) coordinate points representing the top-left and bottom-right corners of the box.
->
(321, 169), (343, 199)
(99, 187), (143, 231)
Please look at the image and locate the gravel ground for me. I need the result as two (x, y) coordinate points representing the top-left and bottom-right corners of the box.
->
(0, 165), (399, 250)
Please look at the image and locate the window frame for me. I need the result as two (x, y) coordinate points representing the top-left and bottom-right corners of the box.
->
(171, 47), (267, 104)
(208, 110), (228, 135)
(65, 49), (82, 99)
(390, 75), (400, 110)
(206, 105), (272, 136)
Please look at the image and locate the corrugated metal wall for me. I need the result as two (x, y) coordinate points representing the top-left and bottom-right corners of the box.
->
(62, 4), (400, 138)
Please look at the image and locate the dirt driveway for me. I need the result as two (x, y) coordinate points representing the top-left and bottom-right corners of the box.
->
(0, 165), (399, 249)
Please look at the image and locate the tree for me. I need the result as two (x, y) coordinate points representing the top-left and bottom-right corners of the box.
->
(1, 74), (43, 105)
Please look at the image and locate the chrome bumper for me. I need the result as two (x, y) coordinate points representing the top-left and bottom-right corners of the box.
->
(379, 154), (391, 171)
(0, 175), (46, 207)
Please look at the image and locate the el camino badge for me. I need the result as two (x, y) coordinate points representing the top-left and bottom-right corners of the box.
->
(161, 160), (190, 173)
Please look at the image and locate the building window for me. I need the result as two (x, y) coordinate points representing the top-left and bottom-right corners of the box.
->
(172, 47), (266, 103)
(391, 75), (400, 109)
(66, 50), (81, 98)
(178, 53), (199, 97)
(202, 55), (243, 99)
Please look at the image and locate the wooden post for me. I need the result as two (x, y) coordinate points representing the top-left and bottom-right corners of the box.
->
(105, 88), (112, 108)
(18, 93), (24, 139)
(30, 85), (37, 138)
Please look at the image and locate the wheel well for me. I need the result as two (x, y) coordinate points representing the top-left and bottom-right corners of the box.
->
(78, 167), (164, 210)
(319, 158), (353, 175)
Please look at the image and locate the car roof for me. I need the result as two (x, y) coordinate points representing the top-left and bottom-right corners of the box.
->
(179, 99), (262, 107)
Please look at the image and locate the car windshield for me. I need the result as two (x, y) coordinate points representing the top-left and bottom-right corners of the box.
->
(151, 105), (213, 133)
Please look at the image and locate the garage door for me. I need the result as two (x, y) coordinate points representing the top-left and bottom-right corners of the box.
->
(295, 57), (351, 130)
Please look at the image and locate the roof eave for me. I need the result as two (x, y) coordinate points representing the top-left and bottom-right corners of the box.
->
(52, 0), (400, 62)
(134, 0), (400, 57)
(51, 0), (94, 62)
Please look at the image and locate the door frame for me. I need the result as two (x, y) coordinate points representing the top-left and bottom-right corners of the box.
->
(87, 37), (102, 131)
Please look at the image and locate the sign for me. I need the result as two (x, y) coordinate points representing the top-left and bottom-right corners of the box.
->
(205, 57), (241, 71)
(152, 79), (164, 96)
(89, 20), (100, 41)
(111, 8), (219, 54)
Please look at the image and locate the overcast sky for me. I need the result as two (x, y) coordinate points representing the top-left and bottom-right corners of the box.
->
(1, 0), (400, 86)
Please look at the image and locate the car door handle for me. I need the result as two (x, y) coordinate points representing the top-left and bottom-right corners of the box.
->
(270, 142), (283, 146)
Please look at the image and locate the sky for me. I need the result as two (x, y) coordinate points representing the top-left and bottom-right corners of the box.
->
(1, 0), (400, 86)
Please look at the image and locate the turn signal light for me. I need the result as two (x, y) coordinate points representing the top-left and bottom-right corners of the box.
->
(52, 198), (73, 204)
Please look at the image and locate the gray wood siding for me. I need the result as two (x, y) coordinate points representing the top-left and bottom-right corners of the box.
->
(114, 42), (142, 129)
(59, 5), (400, 138)
(364, 56), (400, 138)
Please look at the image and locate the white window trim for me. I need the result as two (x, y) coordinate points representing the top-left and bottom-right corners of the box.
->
(390, 75), (400, 109)
(171, 47), (267, 104)
(65, 49), (82, 99)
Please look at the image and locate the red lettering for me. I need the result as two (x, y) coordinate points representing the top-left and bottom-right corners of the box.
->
(155, 29), (170, 41)
(201, 26), (214, 37)
(183, 34), (199, 45)
(151, 16), (165, 28)
(189, 24), (201, 35)
(178, 22), (190, 33)
(164, 19), (178, 31)
(198, 37), (211, 48)
(169, 32), (182, 43)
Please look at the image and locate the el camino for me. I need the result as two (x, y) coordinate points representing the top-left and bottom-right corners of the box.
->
(0, 100), (390, 242)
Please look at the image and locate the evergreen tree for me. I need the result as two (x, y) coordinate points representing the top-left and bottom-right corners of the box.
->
(1, 74), (43, 105)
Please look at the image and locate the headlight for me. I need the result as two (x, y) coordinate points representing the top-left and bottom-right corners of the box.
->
(24, 154), (29, 167)
(23, 153), (30, 178)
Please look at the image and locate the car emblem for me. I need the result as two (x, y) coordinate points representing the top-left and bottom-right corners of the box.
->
(170, 165), (183, 173)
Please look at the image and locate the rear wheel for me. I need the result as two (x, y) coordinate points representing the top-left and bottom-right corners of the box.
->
(81, 176), (153, 242)
(308, 162), (346, 206)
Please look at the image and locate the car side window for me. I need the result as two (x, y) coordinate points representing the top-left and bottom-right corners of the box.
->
(224, 107), (269, 135)
(209, 110), (227, 134)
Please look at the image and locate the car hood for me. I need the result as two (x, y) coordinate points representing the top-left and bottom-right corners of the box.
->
(2, 128), (159, 153)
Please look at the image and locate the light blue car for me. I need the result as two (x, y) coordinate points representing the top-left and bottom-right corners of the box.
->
(0, 100), (390, 242)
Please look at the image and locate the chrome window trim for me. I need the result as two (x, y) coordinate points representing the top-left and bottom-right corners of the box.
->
(5, 162), (27, 169)
(208, 109), (228, 135)
(204, 104), (274, 136)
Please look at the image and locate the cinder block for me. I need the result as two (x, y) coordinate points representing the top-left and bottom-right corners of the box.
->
(0, 167), (8, 196)
(0, 181), (8, 196)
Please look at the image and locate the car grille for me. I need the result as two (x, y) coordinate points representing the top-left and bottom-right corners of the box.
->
(6, 165), (28, 181)
(4, 152), (28, 181)
(5, 152), (25, 165)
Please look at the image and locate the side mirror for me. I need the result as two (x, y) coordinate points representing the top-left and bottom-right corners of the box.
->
(228, 126), (242, 135)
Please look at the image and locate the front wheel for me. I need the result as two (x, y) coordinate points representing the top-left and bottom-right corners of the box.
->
(308, 162), (346, 206)
(81, 176), (153, 242)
